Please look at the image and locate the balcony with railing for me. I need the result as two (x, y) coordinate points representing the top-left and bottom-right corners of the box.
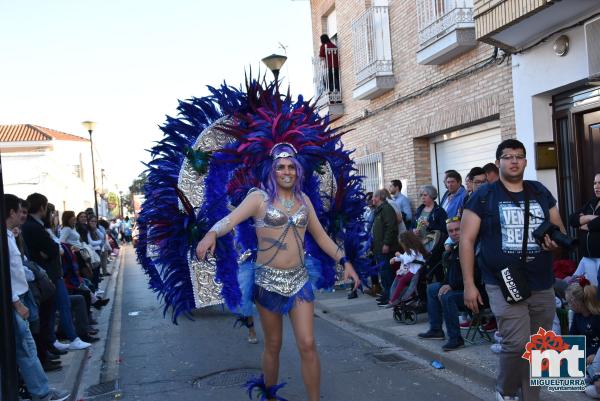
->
(313, 47), (344, 119)
(474, 0), (600, 51)
(351, 6), (395, 100)
(416, 0), (477, 65)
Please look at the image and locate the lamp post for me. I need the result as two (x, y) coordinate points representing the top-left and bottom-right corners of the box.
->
(261, 54), (287, 83)
(81, 121), (99, 217)
(100, 168), (105, 217)
(119, 190), (124, 218)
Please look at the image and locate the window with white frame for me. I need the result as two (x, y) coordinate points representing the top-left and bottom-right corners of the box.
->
(354, 153), (383, 194)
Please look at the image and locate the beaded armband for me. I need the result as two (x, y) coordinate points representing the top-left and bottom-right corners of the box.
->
(208, 216), (231, 237)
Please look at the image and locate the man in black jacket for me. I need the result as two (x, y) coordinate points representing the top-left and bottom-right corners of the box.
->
(21, 193), (91, 362)
(418, 217), (472, 351)
(371, 189), (400, 306)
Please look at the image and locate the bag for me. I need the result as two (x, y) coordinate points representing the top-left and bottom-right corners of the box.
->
(497, 264), (532, 304)
(495, 181), (532, 304)
(80, 243), (101, 267)
(421, 230), (442, 253)
(23, 260), (56, 302)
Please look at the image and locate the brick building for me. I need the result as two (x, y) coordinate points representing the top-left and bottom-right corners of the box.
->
(473, 0), (600, 228)
(309, 0), (515, 205)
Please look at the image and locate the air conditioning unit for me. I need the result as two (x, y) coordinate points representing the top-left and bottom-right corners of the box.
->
(585, 16), (600, 82)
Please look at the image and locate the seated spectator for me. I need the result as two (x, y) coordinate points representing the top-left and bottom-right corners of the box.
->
(440, 171), (467, 219)
(566, 278), (600, 398)
(567, 278), (600, 355)
(412, 185), (448, 253)
(387, 231), (428, 306)
(569, 172), (600, 287)
(418, 217), (479, 351)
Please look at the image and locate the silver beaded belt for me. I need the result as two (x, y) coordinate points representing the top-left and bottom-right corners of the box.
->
(254, 264), (308, 297)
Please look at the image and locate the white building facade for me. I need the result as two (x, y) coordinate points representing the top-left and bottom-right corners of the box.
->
(0, 124), (109, 216)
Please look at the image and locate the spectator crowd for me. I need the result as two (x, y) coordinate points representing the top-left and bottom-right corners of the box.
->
(360, 138), (600, 401)
(5, 192), (131, 401)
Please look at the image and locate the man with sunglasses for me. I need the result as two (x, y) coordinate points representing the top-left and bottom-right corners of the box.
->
(460, 139), (567, 401)
(418, 216), (479, 351)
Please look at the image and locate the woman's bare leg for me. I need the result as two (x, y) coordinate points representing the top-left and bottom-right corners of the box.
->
(289, 301), (320, 401)
(247, 316), (258, 344)
(256, 303), (283, 393)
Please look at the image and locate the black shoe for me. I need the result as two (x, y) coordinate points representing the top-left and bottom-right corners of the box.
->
(42, 361), (62, 372)
(88, 318), (99, 325)
(376, 300), (389, 307)
(347, 290), (358, 299)
(101, 272), (111, 277)
(80, 334), (100, 343)
(47, 345), (68, 356)
(46, 351), (60, 361)
(418, 329), (445, 340)
(92, 298), (110, 309)
(442, 338), (465, 351)
(87, 328), (99, 335)
(375, 296), (384, 302)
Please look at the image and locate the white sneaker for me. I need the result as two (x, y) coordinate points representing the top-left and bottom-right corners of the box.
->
(68, 337), (91, 350)
(32, 388), (70, 401)
(490, 343), (503, 354)
(52, 340), (69, 351)
(495, 391), (518, 401)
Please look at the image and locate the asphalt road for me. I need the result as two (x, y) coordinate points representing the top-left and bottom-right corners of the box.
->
(113, 247), (483, 401)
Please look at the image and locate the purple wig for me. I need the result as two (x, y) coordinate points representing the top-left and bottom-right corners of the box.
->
(264, 145), (305, 204)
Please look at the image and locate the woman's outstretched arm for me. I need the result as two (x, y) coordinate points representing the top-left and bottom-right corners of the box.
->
(195, 191), (263, 259)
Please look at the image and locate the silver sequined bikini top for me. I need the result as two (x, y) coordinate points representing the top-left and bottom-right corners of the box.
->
(251, 189), (309, 229)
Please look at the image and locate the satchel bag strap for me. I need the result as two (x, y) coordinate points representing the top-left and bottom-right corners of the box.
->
(521, 186), (530, 264)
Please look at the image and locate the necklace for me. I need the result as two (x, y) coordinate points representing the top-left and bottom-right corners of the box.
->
(279, 196), (295, 214)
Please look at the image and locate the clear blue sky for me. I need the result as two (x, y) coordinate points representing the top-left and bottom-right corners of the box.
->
(0, 0), (314, 193)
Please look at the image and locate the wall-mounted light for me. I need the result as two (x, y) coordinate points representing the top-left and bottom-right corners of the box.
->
(553, 35), (569, 57)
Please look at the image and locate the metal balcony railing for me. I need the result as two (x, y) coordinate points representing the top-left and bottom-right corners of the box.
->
(352, 6), (393, 84)
(417, 0), (474, 46)
(313, 47), (342, 103)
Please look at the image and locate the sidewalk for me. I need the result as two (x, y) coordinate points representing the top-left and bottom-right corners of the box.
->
(313, 289), (588, 401)
(44, 248), (123, 401)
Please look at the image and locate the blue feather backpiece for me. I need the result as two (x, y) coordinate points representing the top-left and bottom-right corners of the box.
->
(137, 76), (371, 322)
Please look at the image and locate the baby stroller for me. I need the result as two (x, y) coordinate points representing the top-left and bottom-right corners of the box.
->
(392, 262), (427, 324)
(392, 244), (446, 324)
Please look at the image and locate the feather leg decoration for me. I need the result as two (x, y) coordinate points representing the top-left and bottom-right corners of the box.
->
(244, 375), (288, 401)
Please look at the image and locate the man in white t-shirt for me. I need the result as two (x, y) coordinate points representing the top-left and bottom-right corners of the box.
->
(5, 194), (70, 401)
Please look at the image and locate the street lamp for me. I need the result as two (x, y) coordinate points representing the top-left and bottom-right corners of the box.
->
(81, 121), (99, 217)
(261, 54), (287, 82)
(119, 190), (124, 218)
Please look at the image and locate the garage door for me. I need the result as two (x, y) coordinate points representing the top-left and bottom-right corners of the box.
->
(431, 122), (501, 195)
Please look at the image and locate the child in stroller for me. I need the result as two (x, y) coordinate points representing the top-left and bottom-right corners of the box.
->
(385, 232), (429, 320)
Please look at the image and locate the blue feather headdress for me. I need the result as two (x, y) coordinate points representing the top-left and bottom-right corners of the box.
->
(136, 76), (372, 322)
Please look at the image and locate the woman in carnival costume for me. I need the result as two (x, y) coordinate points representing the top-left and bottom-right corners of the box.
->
(136, 77), (370, 401)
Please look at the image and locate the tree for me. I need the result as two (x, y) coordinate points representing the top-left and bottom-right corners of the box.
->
(129, 172), (147, 195)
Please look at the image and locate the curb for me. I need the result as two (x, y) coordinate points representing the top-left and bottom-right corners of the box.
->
(70, 249), (124, 400)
